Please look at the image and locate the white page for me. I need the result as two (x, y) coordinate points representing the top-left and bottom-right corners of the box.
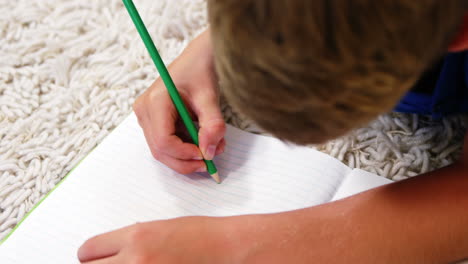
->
(331, 168), (393, 201)
(0, 113), (350, 263)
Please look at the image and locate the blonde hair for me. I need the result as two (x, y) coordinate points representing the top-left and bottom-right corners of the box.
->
(208, 0), (467, 144)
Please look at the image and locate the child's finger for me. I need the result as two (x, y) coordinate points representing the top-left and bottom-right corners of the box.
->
(193, 92), (226, 161)
(156, 154), (207, 175)
(81, 255), (119, 264)
(215, 138), (226, 156)
(135, 86), (201, 161)
(152, 135), (203, 161)
(148, 95), (203, 160)
(78, 228), (127, 262)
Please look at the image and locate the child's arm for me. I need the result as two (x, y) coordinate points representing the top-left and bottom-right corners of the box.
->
(78, 133), (468, 263)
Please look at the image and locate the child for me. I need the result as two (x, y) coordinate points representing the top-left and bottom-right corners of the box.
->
(78, 1), (468, 263)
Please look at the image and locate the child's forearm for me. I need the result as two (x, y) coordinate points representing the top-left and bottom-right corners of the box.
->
(236, 135), (468, 263)
(328, 162), (468, 263)
(233, 162), (468, 263)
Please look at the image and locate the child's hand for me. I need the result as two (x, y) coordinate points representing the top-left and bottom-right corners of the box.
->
(133, 30), (226, 174)
(77, 216), (247, 264)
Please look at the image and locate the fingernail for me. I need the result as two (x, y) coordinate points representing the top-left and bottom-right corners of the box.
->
(193, 156), (203, 160)
(196, 166), (207, 173)
(204, 145), (216, 160)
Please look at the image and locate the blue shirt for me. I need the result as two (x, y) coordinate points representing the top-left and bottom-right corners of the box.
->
(394, 51), (468, 119)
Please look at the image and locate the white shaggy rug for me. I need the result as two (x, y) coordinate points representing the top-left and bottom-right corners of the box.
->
(0, 0), (467, 258)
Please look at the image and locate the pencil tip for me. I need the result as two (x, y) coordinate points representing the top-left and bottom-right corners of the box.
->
(211, 172), (221, 184)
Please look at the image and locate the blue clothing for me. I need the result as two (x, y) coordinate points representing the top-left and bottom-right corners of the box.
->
(394, 51), (468, 119)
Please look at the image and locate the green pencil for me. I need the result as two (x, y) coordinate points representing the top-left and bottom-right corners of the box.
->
(122, 0), (220, 183)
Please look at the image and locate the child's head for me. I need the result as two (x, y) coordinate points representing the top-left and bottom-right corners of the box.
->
(208, 0), (467, 144)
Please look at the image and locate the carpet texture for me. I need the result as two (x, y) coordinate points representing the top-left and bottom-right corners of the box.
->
(0, 1), (467, 260)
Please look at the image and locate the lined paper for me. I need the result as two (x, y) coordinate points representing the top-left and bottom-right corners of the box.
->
(0, 113), (352, 263)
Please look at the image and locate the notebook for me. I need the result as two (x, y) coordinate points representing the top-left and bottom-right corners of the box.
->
(0, 112), (392, 263)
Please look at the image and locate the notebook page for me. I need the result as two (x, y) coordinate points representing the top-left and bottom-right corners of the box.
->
(331, 168), (393, 201)
(0, 113), (350, 263)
